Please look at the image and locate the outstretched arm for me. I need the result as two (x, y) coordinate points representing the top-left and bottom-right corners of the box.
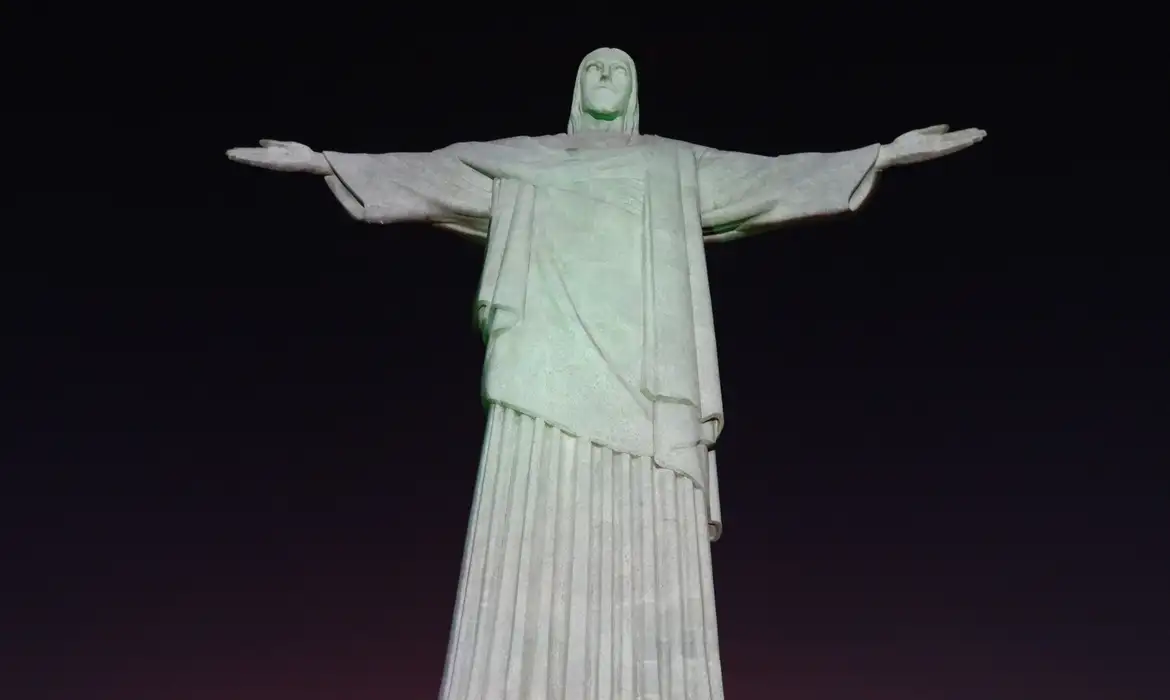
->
(226, 140), (493, 237)
(698, 125), (985, 243)
(697, 142), (882, 242)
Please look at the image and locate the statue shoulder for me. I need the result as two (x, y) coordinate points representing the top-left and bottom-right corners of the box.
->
(639, 134), (699, 150)
(438, 135), (557, 155)
(484, 134), (565, 148)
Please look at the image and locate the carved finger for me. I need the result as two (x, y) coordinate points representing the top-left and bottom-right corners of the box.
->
(226, 147), (265, 162)
(258, 139), (287, 148)
(227, 147), (297, 171)
(916, 124), (950, 135)
(942, 132), (984, 149)
(951, 128), (987, 142)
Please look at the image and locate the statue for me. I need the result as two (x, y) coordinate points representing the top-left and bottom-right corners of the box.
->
(228, 47), (985, 700)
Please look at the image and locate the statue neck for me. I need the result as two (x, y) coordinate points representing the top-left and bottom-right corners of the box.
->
(579, 112), (624, 133)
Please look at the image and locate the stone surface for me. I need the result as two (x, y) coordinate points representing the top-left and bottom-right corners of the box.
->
(227, 46), (985, 699)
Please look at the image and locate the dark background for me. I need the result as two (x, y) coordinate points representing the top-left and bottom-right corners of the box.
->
(3, 28), (1167, 700)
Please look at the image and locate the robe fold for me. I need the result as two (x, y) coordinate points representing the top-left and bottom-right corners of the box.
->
(324, 134), (879, 541)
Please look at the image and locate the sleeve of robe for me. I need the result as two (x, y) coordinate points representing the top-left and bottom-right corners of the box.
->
(319, 144), (494, 239)
(696, 143), (882, 243)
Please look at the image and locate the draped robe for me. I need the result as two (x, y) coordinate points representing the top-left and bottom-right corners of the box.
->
(322, 133), (880, 541)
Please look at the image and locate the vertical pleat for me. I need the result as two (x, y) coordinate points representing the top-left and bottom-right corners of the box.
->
(465, 408), (518, 697)
(679, 467), (712, 700)
(634, 455), (660, 699)
(615, 453), (635, 700)
(564, 440), (592, 700)
(548, 431), (576, 700)
(520, 420), (560, 699)
(483, 413), (535, 696)
(597, 447), (614, 700)
(441, 404), (505, 700)
(439, 405), (725, 700)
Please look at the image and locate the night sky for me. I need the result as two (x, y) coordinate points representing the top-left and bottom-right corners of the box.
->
(4, 30), (1167, 700)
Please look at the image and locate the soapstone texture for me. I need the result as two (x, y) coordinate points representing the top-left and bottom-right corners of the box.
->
(227, 47), (985, 700)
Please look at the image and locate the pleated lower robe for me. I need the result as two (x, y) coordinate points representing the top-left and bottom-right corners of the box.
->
(439, 403), (725, 700)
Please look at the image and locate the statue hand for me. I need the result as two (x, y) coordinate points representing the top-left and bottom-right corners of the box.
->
(876, 125), (986, 169)
(226, 139), (331, 175)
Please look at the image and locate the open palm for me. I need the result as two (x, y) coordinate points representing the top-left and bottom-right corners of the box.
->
(226, 140), (329, 174)
(877, 125), (986, 168)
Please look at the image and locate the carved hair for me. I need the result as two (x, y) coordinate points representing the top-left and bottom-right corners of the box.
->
(568, 47), (640, 136)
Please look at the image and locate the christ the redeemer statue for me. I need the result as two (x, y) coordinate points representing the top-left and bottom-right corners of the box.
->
(228, 47), (984, 700)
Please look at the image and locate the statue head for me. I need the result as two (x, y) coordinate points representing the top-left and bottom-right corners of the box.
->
(568, 47), (639, 135)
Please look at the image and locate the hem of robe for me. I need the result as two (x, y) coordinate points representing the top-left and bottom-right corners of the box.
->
(488, 399), (723, 542)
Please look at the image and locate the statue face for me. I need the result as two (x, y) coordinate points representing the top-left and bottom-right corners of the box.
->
(579, 52), (632, 120)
